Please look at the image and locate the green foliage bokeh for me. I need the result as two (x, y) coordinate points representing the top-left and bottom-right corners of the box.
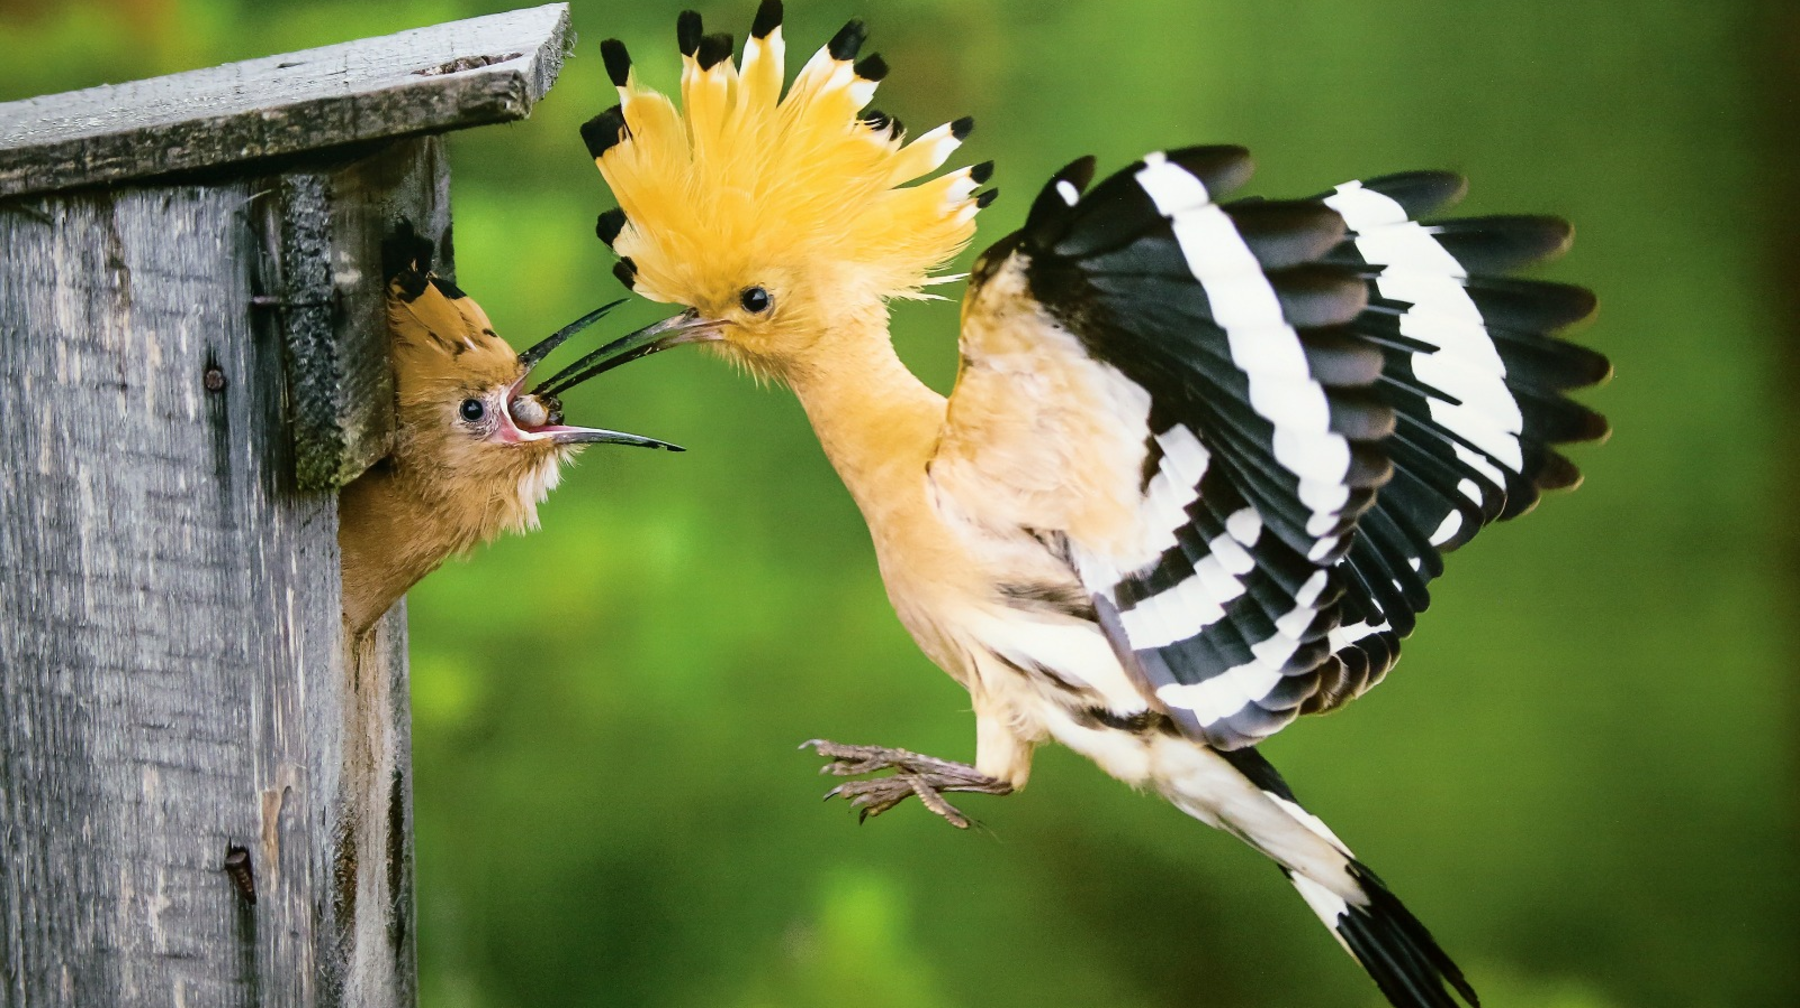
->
(4, 1), (1794, 1006)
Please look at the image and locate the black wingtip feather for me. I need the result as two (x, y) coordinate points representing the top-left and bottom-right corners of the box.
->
(1328, 392), (1398, 441)
(1466, 279), (1598, 333)
(595, 207), (626, 248)
(969, 160), (994, 185)
(1530, 448), (1585, 493)
(1058, 155), (1097, 194)
(677, 10), (703, 57)
(1165, 145), (1255, 200)
(950, 115), (974, 140)
(600, 38), (631, 87)
(1357, 171), (1469, 220)
(1268, 265), (1369, 328)
(580, 107), (628, 159)
(1298, 329), (1386, 387)
(1021, 156), (1097, 246)
(696, 32), (735, 70)
(1518, 389), (1612, 446)
(828, 19), (866, 60)
(1225, 199), (1348, 270)
(976, 189), (999, 209)
(750, 0), (783, 38)
(613, 257), (637, 290)
(1429, 215), (1574, 273)
(1493, 334), (1612, 392)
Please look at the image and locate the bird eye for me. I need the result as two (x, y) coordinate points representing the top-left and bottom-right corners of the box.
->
(739, 285), (772, 314)
(459, 398), (485, 422)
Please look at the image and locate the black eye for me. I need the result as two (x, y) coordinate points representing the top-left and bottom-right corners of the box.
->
(459, 398), (485, 422)
(739, 285), (772, 314)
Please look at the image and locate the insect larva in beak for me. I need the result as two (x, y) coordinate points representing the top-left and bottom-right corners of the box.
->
(510, 394), (551, 429)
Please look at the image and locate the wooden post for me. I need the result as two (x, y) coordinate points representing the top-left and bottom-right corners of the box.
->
(0, 7), (569, 1005)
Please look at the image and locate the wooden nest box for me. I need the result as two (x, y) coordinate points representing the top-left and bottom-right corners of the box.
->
(0, 6), (571, 1005)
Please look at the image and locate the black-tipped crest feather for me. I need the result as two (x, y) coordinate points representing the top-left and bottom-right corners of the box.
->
(676, 10), (703, 56)
(827, 19), (866, 60)
(595, 207), (627, 248)
(855, 54), (888, 81)
(600, 38), (632, 87)
(750, 0), (783, 38)
(697, 32), (735, 70)
(581, 107), (628, 159)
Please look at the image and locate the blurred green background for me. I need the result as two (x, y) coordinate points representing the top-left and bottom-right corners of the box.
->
(5, 1), (1795, 1006)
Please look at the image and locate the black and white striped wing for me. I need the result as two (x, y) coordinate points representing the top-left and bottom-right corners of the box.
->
(1307, 173), (1609, 699)
(961, 148), (1605, 750)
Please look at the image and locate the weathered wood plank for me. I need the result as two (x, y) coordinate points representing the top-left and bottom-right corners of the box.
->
(0, 3), (568, 198)
(258, 137), (453, 489)
(0, 172), (414, 1007)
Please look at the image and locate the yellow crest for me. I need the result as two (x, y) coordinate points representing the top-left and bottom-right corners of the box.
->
(585, 3), (991, 308)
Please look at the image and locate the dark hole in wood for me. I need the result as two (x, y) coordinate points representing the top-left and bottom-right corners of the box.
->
(223, 846), (257, 905)
(333, 808), (359, 932)
(387, 767), (408, 953)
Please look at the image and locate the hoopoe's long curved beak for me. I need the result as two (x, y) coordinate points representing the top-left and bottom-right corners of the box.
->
(506, 304), (707, 452)
(529, 310), (724, 399)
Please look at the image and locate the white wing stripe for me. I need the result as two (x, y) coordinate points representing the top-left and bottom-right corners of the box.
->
(1155, 423), (1211, 485)
(1327, 180), (1526, 476)
(1156, 663), (1284, 727)
(1117, 529), (1252, 648)
(1327, 619), (1392, 653)
(1135, 154), (1351, 548)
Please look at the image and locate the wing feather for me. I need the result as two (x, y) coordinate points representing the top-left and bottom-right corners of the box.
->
(936, 151), (1607, 748)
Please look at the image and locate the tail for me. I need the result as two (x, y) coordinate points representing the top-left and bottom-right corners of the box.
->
(1210, 747), (1479, 1008)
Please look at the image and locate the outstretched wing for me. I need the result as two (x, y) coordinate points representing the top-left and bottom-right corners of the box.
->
(934, 148), (1607, 750)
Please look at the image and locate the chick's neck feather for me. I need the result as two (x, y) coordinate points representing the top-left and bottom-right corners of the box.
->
(338, 409), (563, 638)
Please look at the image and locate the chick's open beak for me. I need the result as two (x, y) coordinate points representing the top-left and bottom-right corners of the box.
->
(507, 304), (712, 452)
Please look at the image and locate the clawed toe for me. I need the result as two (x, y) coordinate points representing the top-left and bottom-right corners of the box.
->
(803, 738), (1013, 829)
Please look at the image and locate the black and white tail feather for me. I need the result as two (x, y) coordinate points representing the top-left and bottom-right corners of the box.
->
(977, 146), (1606, 1008)
(1218, 746), (1480, 1008)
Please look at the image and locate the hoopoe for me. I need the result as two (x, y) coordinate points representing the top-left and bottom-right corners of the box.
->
(338, 224), (687, 638)
(580, 6), (1609, 1007)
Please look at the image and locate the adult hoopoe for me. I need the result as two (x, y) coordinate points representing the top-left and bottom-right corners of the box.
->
(338, 224), (686, 638)
(579, 6), (1609, 1007)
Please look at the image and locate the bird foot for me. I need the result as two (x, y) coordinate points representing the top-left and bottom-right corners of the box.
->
(801, 739), (1014, 829)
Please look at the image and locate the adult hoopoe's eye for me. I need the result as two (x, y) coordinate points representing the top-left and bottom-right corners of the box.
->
(459, 398), (486, 422)
(740, 286), (772, 314)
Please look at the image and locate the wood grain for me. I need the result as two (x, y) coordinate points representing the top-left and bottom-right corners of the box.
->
(0, 6), (576, 1001)
(0, 114), (439, 1008)
(0, 3), (569, 199)
(260, 137), (453, 490)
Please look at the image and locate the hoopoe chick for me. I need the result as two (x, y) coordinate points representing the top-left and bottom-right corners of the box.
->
(338, 225), (688, 638)
(581, 6), (1610, 1008)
